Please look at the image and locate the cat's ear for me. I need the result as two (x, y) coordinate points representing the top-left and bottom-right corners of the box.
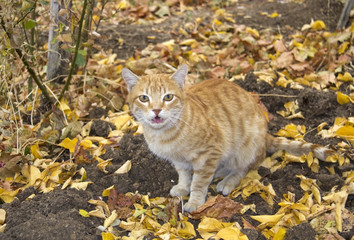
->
(122, 68), (140, 92)
(171, 64), (188, 89)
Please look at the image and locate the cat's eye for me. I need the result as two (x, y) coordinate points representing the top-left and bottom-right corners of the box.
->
(138, 95), (149, 102)
(163, 94), (174, 101)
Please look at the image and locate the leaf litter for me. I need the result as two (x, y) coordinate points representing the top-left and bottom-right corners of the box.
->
(0, 0), (353, 239)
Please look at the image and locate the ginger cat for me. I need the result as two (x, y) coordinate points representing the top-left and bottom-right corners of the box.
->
(122, 64), (334, 213)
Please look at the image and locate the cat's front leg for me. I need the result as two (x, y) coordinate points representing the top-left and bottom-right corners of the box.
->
(170, 164), (192, 197)
(184, 168), (215, 213)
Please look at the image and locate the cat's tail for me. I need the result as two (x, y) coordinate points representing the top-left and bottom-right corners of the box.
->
(265, 134), (335, 161)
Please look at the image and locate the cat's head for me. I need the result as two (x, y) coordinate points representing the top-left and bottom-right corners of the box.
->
(122, 64), (188, 130)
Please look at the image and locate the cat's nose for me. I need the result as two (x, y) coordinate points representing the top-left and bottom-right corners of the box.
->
(152, 109), (161, 116)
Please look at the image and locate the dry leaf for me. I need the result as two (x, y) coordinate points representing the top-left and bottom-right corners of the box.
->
(337, 92), (353, 105)
(70, 181), (93, 191)
(251, 213), (284, 225)
(114, 160), (131, 174)
(59, 137), (78, 153)
(0, 209), (6, 224)
(79, 209), (90, 217)
(190, 195), (242, 219)
(104, 210), (118, 229)
(216, 225), (248, 240)
(337, 72), (353, 82)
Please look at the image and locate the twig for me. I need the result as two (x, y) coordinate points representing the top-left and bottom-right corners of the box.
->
(58, 0), (88, 102)
(90, 90), (121, 111)
(8, 92), (20, 153)
(95, 0), (108, 32)
(158, 60), (177, 71)
(256, 93), (298, 98)
(31, 86), (38, 126)
(16, 0), (38, 24)
(303, 127), (317, 138)
(0, 18), (55, 105)
(44, 82), (68, 126)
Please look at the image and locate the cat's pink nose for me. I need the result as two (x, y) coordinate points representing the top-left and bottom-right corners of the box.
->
(152, 109), (161, 116)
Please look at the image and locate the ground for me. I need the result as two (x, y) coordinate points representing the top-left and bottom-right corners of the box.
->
(0, 0), (353, 239)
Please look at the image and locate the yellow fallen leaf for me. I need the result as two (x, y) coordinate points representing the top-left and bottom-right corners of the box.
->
(88, 199), (110, 215)
(198, 217), (227, 232)
(317, 122), (328, 132)
(216, 225), (248, 240)
(80, 139), (93, 149)
(102, 232), (115, 240)
(274, 227), (286, 240)
(102, 185), (115, 197)
(141, 195), (150, 206)
(114, 160), (131, 174)
(61, 177), (72, 189)
(251, 213), (284, 224)
(311, 20), (326, 30)
(22, 165), (41, 185)
(269, 12), (279, 18)
(0, 188), (19, 203)
(104, 210), (118, 229)
(108, 129), (124, 139)
(59, 137), (78, 153)
(30, 143), (42, 159)
(225, 16), (236, 23)
(0, 209), (6, 224)
(306, 152), (319, 173)
(335, 125), (354, 146)
(78, 167), (87, 181)
(337, 92), (353, 105)
(112, 114), (132, 130)
(247, 27), (260, 38)
(58, 98), (73, 119)
(275, 124), (306, 140)
(335, 125), (354, 138)
(161, 39), (175, 51)
(212, 18), (222, 25)
(337, 72), (353, 82)
(129, 229), (152, 239)
(177, 219), (197, 239)
(88, 209), (106, 219)
(277, 100), (304, 119)
(180, 39), (199, 48)
(49, 168), (62, 183)
(142, 216), (161, 230)
(326, 165), (336, 175)
(297, 175), (321, 203)
(323, 190), (349, 232)
(0, 224), (5, 233)
(79, 209), (90, 217)
(70, 181), (93, 190)
(96, 158), (112, 174)
(338, 41), (349, 54)
(276, 76), (293, 88)
(179, 27), (189, 37)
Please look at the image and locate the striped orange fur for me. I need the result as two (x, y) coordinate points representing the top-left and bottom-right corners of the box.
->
(122, 64), (335, 213)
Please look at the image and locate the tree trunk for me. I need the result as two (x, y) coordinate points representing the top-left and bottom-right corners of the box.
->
(47, 0), (71, 83)
(337, 0), (354, 29)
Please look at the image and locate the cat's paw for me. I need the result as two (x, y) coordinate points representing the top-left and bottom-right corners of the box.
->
(183, 199), (204, 213)
(216, 176), (240, 195)
(170, 185), (189, 197)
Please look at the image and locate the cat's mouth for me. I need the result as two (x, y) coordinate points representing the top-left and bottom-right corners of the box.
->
(152, 116), (164, 124)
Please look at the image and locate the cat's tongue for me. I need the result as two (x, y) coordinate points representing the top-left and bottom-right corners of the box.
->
(152, 116), (164, 124)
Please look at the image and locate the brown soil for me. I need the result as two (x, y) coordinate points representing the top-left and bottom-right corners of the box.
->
(1, 0), (353, 239)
